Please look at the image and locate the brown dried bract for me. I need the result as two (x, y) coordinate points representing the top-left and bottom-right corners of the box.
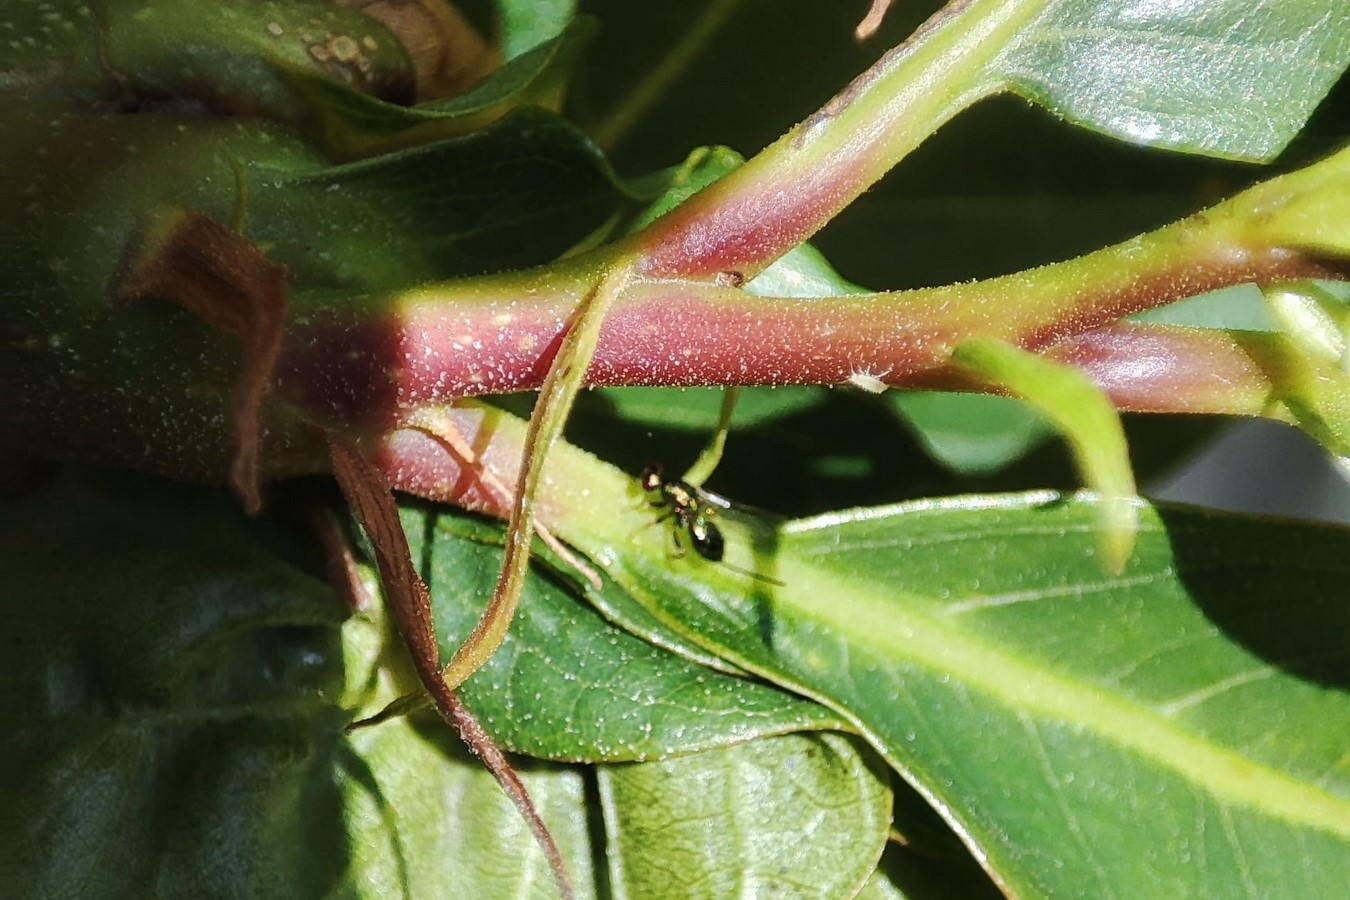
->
(340, 0), (500, 101)
(118, 212), (286, 514)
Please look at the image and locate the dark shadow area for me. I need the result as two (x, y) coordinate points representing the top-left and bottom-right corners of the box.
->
(873, 835), (1006, 899)
(574, 0), (942, 172)
(569, 389), (1227, 520)
(580, 765), (614, 899)
(1151, 419), (1350, 525)
(1156, 502), (1350, 693)
(332, 741), (416, 897)
(578, 0), (1347, 296)
(569, 387), (1071, 516)
(1, 467), (358, 896)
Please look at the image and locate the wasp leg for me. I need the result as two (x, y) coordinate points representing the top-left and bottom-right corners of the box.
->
(666, 527), (688, 559)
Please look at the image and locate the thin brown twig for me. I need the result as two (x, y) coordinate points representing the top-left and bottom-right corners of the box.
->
(404, 407), (604, 591)
(327, 434), (575, 900)
(855, 0), (897, 40)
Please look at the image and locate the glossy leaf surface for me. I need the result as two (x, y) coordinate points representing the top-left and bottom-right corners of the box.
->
(999, 0), (1350, 161)
(589, 489), (1350, 896)
(393, 505), (841, 762)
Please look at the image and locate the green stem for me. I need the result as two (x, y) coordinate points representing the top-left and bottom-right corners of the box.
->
(591, 0), (747, 153)
(953, 338), (1137, 572)
(439, 263), (632, 690)
(628, 0), (1044, 278)
(682, 386), (742, 487)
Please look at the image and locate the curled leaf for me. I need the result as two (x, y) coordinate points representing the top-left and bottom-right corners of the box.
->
(118, 211), (286, 513)
(951, 337), (1138, 571)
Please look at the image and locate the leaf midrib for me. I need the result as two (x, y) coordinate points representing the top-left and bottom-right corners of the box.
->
(757, 554), (1350, 840)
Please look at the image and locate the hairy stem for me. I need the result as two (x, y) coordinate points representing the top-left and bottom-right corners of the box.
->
(438, 264), (633, 690)
(625, 0), (1040, 279)
(1043, 324), (1278, 415)
(279, 169), (1340, 431)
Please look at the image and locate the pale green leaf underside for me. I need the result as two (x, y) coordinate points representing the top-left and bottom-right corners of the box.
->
(598, 732), (892, 900)
(499, 0), (577, 61)
(342, 716), (595, 900)
(891, 391), (1052, 475)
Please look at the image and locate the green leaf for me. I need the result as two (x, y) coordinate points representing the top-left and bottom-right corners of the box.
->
(499, 0), (578, 61)
(1128, 284), (1282, 331)
(398, 493), (747, 677)
(341, 716), (596, 899)
(890, 391), (1053, 475)
(999, 0), (1350, 161)
(1, 470), (349, 896)
(278, 24), (591, 160)
(393, 505), (841, 762)
(952, 338), (1138, 569)
(4, 1), (584, 161)
(7, 104), (630, 297)
(589, 492), (1350, 896)
(271, 107), (632, 291)
(583, 386), (827, 433)
(0, 468), (609, 897)
(597, 732), (892, 899)
(344, 521), (603, 899)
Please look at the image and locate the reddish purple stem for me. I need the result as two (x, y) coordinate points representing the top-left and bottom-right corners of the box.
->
(276, 244), (1330, 428)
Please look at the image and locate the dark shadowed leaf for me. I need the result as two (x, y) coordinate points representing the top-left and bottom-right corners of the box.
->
(1, 470), (349, 897)
(0, 469), (601, 897)
(270, 108), (633, 289)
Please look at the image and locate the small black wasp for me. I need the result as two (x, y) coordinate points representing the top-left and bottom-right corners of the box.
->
(641, 463), (782, 584)
(641, 462), (729, 562)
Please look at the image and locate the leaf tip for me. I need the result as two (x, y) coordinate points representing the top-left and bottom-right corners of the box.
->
(1099, 493), (1139, 576)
